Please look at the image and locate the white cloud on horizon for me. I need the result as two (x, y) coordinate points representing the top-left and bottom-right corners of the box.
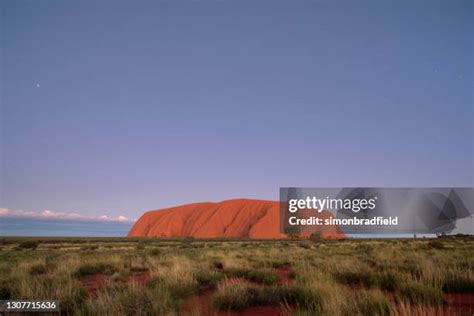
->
(0, 208), (134, 223)
(117, 216), (129, 222)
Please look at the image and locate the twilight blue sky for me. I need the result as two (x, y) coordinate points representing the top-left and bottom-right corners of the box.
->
(1, 0), (473, 220)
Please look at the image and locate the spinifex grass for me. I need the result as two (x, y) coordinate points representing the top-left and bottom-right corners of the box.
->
(0, 237), (471, 315)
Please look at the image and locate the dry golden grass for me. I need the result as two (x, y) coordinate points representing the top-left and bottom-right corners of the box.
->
(0, 237), (472, 315)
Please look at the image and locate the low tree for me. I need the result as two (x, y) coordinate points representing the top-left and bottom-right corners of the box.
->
(284, 227), (300, 239)
(309, 231), (322, 242)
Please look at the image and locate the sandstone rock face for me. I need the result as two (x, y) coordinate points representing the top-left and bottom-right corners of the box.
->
(128, 199), (344, 239)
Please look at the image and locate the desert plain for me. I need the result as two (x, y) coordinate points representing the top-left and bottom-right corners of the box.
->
(0, 236), (473, 315)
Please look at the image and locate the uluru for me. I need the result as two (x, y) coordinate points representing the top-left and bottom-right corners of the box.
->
(128, 199), (345, 239)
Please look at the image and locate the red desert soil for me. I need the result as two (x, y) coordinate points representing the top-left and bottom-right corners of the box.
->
(182, 267), (295, 316)
(444, 293), (474, 316)
(129, 199), (345, 239)
(182, 292), (291, 316)
(80, 272), (151, 298)
(80, 274), (111, 298)
(275, 266), (294, 284)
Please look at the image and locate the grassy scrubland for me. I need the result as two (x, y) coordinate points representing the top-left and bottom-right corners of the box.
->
(0, 237), (472, 315)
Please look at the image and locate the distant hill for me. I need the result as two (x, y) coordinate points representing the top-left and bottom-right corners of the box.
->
(128, 199), (344, 239)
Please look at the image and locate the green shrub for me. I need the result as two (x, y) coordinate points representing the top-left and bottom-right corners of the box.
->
(80, 245), (98, 251)
(87, 283), (177, 316)
(335, 270), (376, 287)
(211, 260), (224, 270)
(223, 268), (278, 285)
(17, 240), (39, 249)
(59, 287), (88, 314)
(149, 248), (160, 256)
(443, 275), (474, 293)
(269, 284), (318, 307)
(30, 263), (49, 275)
(397, 280), (444, 305)
(195, 271), (224, 290)
(73, 263), (117, 277)
(375, 272), (398, 291)
(285, 227), (300, 238)
(212, 284), (318, 311)
(299, 242), (312, 249)
(354, 290), (391, 316)
(212, 284), (259, 310)
(147, 276), (197, 298)
(428, 240), (445, 249)
(336, 270), (399, 291)
(196, 272), (224, 284)
(270, 261), (290, 269)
